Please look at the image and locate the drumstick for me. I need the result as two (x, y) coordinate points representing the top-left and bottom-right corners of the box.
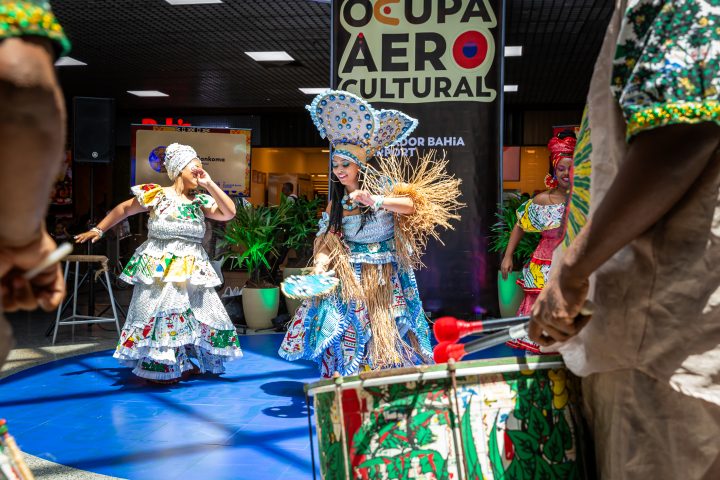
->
(22, 242), (73, 280)
(434, 302), (595, 363)
(434, 324), (529, 363)
(433, 315), (529, 342)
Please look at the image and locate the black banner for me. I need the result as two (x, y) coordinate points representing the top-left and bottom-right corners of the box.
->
(332, 0), (504, 317)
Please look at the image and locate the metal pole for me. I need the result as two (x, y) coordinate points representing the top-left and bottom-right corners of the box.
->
(87, 167), (96, 321)
(305, 389), (318, 480)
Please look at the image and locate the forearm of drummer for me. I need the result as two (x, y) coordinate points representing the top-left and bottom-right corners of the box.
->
(562, 122), (720, 285)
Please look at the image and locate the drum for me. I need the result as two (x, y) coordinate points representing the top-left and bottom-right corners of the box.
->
(306, 356), (591, 480)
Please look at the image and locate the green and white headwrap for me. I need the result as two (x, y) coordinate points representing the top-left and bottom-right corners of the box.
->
(164, 143), (197, 180)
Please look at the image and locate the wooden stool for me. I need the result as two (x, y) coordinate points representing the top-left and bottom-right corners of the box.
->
(52, 255), (121, 345)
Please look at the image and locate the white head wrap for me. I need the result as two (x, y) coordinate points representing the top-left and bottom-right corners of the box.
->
(164, 143), (198, 180)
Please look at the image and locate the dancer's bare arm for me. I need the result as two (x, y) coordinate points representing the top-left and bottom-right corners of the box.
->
(75, 199), (147, 243)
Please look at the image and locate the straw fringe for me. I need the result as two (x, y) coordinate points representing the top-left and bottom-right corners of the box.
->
(315, 232), (363, 303)
(365, 150), (464, 270)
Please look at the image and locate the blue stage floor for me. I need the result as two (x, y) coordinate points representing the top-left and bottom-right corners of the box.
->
(0, 333), (520, 479)
(1, 334), (321, 480)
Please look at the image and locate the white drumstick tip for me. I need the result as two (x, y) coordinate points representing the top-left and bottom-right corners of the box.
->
(22, 242), (73, 280)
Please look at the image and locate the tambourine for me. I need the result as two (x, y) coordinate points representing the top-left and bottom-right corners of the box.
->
(280, 271), (340, 300)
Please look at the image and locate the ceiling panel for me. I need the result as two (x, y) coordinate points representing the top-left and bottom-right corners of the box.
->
(51, 0), (613, 110)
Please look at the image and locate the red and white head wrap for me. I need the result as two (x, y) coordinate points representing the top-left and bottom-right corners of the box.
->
(544, 134), (576, 189)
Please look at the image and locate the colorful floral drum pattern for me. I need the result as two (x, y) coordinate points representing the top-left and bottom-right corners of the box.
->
(308, 356), (590, 480)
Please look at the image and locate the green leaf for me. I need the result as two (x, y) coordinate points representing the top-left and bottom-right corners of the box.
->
(506, 430), (539, 461)
(541, 382), (553, 409)
(515, 394), (532, 421)
(507, 459), (528, 480)
(543, 427), (565, 463)
(352, 423), (374, 456)
(322, 442), (344, 480)
(409, 410), (435, 429)
(552, 462), (576, 480)
(388, 456), (405, 479)
(461, 400), (483, 478)
(358, 457), (389, 468)
(389, 382), (412, 400)
(534, 457), (556, 480)
(420, 455), (433, 474)
(218, 201), (293, 284)
(488, 421), (507, 480)
(487, 193), (542, 268)
(528, 407), (550, 440)
(415, 426), (434, 446)
(376, 422), (406, 450)
(359, 457), (392, 480)
(437, 410), (450, 425)
(408, 450), (446, 478)
(557, 414), (574, 451)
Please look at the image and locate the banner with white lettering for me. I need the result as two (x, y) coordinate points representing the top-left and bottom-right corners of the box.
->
(131, 125), (251, 196)
(333, 0), (503, 316)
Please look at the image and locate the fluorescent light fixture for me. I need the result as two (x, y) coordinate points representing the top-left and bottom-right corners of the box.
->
(321, 149), (330, 153)
(165, 0), (223, 5)
(245, 51), (295, 62)
(504, 85), (519, 92)
(299, 88), (328, 95)
(127, 90), (169, 97)
(55, 56), (87, 67)
(504, 46), (523, 57)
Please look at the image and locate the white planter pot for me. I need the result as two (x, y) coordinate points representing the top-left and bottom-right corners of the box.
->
(242, 287), (280, 330)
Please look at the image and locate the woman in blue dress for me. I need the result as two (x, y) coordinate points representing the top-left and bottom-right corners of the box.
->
(279, 91), (462, 377)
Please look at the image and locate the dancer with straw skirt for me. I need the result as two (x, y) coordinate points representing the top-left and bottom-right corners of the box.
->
(279, 90), (463, 377)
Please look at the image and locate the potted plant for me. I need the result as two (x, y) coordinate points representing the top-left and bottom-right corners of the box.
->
(218, 199), (290, 330)
(488, 193), (541, 317)
(280, 196), (322, 315)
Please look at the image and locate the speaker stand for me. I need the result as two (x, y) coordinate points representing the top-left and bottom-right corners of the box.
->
(87, 167), (96, 327)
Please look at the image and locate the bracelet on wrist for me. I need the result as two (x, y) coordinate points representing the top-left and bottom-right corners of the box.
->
(371, 195), (385, 212)
(91, 227), (104, 238)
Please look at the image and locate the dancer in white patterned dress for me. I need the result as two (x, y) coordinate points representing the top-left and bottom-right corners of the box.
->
(75, 143), (243, 383)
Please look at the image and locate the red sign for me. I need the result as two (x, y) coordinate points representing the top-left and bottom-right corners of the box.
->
(141, 117), (192, 126)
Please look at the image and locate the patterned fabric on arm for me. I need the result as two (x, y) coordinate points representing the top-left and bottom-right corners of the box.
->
(612, 0), (720, 140)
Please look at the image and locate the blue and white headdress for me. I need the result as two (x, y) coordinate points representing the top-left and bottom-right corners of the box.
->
(307, 90), (418, 168)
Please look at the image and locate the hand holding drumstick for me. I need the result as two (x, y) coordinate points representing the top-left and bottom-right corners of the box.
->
(0, 235), (71, 312)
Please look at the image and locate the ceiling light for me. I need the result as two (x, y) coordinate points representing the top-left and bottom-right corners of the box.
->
(165, 0), (223, 5)
(127, 90), (169, 97)
(300, 88), (328, 95)
(321, 149), (330, 153)
(245, 51), (295, 62)
(504, 85), (519, 92)
(504, 46), (523, 57)
(55, 56), (87, 67)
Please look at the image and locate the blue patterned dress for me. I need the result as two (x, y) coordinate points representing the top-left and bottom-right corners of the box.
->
(279, 210), (433, 377)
